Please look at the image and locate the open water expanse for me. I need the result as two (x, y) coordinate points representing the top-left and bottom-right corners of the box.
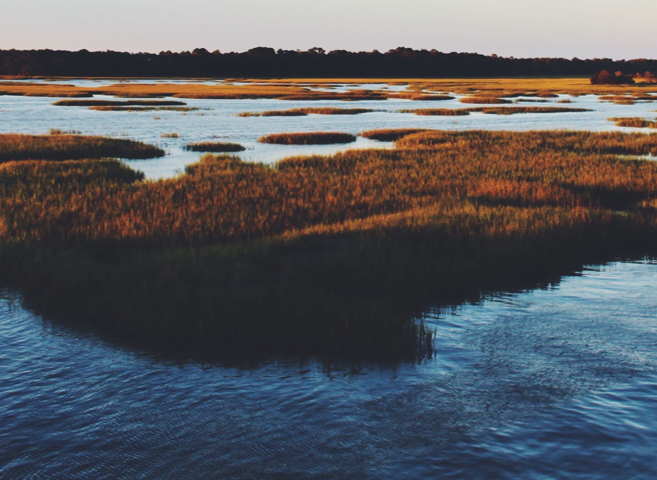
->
(2, 260), (657, 478)
(1, 83), (657, 478)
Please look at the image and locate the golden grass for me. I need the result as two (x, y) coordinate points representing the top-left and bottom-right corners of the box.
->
(360, 129), (432, 141)
(610, 117), (657, 128)
(0, 133), (165, 161)
(1, 77), (656, 101)
(402, 106), (589, 116)
(258, 132), (357, 145)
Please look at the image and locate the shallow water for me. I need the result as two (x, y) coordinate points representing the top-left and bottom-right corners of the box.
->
(0, 84), (655, 178)
(1, 259), (657, 478)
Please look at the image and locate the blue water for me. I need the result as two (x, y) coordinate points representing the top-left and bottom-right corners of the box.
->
(2, 259), (657, 478)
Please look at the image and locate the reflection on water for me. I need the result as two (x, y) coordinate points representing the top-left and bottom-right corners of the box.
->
(1, 260), (657, 478)
(0, 86), (655, 179)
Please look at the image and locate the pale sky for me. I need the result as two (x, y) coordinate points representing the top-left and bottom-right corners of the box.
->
(1, 0), (655, 60)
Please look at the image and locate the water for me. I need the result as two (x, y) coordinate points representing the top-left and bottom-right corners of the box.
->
(2, 84), (657, 477)
(1, 260), (657, 478)
(0, 84), (655, 178)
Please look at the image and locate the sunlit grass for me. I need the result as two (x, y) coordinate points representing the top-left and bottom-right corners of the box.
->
(0, 133), (165, 161)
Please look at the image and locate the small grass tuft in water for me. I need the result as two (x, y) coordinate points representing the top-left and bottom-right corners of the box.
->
(360, 128), (433, 141)
(185, 142), (246, 153)
(239, 108), (376, 117)
(610, 117), (657, 128)
(53, 99), (187, 107)
(258, 132), (357, 145)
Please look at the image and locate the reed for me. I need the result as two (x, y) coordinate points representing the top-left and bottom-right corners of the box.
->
(360, 128), (432, 141)
(258, 132), (357, 145)
(459, 96), (512, 104)
(401, 108), (470, 116)
(89, 106), (198, 112)
(3, 130), (657, 360)
(54, 99), (187, 107)
(610, 117), (657, 128)
(185, 142), (246, 152)
(0, 133), (165, 161)
(239, 108), (376, 117)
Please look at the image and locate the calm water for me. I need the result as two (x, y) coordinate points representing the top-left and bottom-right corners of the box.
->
(1, 260), (657, 478)
(2, 84), (657, 478)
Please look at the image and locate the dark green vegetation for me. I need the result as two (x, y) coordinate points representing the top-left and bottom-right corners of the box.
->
(53, 99), (186, 107)
(3, 130), (657, 362)
(4, 48), (657, 78)
(0, 133), (165, 161)
(258, 132), (357, 145)
(239, 108), (376, 117)
(185, 142), (246, 153)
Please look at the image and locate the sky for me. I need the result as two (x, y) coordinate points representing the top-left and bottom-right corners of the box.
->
(1, 0), (655, 60)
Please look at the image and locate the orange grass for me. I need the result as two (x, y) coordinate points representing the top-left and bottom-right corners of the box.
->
(0, 133), (165, 161)
(3, 130), (657, 359)
(609, 117), (657, 128)
(185, 142), (246, 152)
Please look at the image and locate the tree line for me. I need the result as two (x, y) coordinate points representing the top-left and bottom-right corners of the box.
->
(2, 47), (657, 78)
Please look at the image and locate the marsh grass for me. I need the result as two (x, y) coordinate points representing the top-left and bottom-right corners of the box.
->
(403, 106), (589, 116)
(459, 96), (512, 104)
(401, 108), (471, 116)
(3, 130), (657, 360)
(0, 134), (165, 161)
(185, 142), (246, 153)
(258, 132), (357, 145)
(239, 108), (376, 117)
(360, 128), (432, 141)
(610, 117), (657, 128)
(54, 99), (187, 107)
(89, 106), (199, 112)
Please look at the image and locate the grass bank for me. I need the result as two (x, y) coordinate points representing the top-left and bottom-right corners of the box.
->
(258, 132), (357, 145)
(0, 133), (165, 161)
(2, 130), (657, 361)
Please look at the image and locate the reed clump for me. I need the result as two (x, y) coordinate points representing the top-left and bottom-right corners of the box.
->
(185, 142), (246, 152)
(239, 108), (376, 117)
(403, 106), (589, 116)
(610, 117), (657, 128)
(258, 132), (357, 145)
(470, 106), (590, 115)
(89, 106), (199, 112)
(53, 99), (187, 107)
(401, 108), (471, 116)
(3, 130), (657, 360)
(459, 96), (512, 104)
(0, 133), (165, 161)
(360, 128), (432, 141)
